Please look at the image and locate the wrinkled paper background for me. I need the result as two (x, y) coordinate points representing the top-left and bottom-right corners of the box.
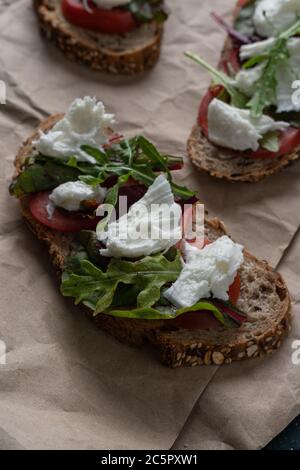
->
(0, 0), (300, 450)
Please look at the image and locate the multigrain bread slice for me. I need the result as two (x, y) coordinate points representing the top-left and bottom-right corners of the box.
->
(33, 0), (163, 75)
(188, 123), (300, 183)
(12, 116), (292, 367)
(187, 26), (300, 182)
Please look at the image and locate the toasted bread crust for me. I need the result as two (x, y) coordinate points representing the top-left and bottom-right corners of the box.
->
(188, 124), (300, 183)
(12, 116), (292, 367)
(187, 19), (300, 182)
(33, 0), (163, 75)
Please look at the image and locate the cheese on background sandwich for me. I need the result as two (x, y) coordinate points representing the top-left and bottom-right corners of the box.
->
(33, 0), (167, 75)
(187, 0), (300, 182)
(9, 97), (291, 367)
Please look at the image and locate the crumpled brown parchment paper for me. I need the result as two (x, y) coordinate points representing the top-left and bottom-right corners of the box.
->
(0, 0), (299, 450)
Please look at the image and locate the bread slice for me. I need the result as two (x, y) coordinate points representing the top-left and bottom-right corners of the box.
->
(33, 0), (163, 75)
(12, 116), (292, 367)
(187, 37), (300, 182)
(188, 123), (300, 183)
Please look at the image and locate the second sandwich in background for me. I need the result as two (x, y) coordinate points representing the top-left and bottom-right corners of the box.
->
(186, 0), (300, 182)
(33, 0), (167, 75)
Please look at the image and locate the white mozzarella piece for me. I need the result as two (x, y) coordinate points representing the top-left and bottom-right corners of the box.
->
(253, 0), (300, 38)
(98, 175), (182, 259)
(207, 99), (289, 152)
(33, 96), (115, 164)
(163, 236), (244, 308)
(49, 181), (106, 212)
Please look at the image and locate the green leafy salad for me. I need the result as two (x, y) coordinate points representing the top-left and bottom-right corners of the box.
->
(10, 131), (246, 327)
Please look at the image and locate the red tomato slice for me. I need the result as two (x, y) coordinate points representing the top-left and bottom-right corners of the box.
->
(198, 84), (225, 137)
(248, 127), (300, 159)
(228, 273), (241, 305)
(29, 191), (100, 232)
(61, 0), (138, 35)
(220, 46), (241, 75)
(28, 182), (148, 232)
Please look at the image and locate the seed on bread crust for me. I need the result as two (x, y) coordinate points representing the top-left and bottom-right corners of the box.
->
(212, 352), (225, 365)
(246, 345), (258, 357)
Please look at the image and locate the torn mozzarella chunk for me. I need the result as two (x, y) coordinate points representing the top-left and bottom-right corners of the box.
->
(164, 236), (244, 308)
(253, 0), (300, 38)
(33, 96), (115, 164)
(49, 181), (106, 212)
(207, 99), (289, 152)
(98, 175), (182, 259)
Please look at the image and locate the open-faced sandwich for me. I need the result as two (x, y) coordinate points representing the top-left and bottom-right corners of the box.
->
(10, 97), (291, 367)
(33, 0), (167, 75)
(187, 0), (300, 182)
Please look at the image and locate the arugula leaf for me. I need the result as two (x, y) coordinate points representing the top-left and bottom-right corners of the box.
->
(61, 250), (227, 323)
(9, 161), (80, 197)
(247, 19), (300, 118)
(242, 54), (268, 70)
(77, 230), (108, 269)
(62, 247), (90, 277)
(66, 156), (78, 168)
(137, 136), (169, 173)
(185, 52), (248, 108)
(281, 19), (300, 40)
(106, 139), (136, 165)
(107, 301), (225, 323)
(260, 131), (280, 152)
(247, 38), (290, 118)
(161, 154), (183, 167)
(96, 180), (121, 236)
(80, 145), (108, 164)
(170, 181), (197, 200)
(78, 174), (106, 186)
(61, 252), (182, 315)
(11, 136), (194, 202)
(100, 161), (196, 199)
